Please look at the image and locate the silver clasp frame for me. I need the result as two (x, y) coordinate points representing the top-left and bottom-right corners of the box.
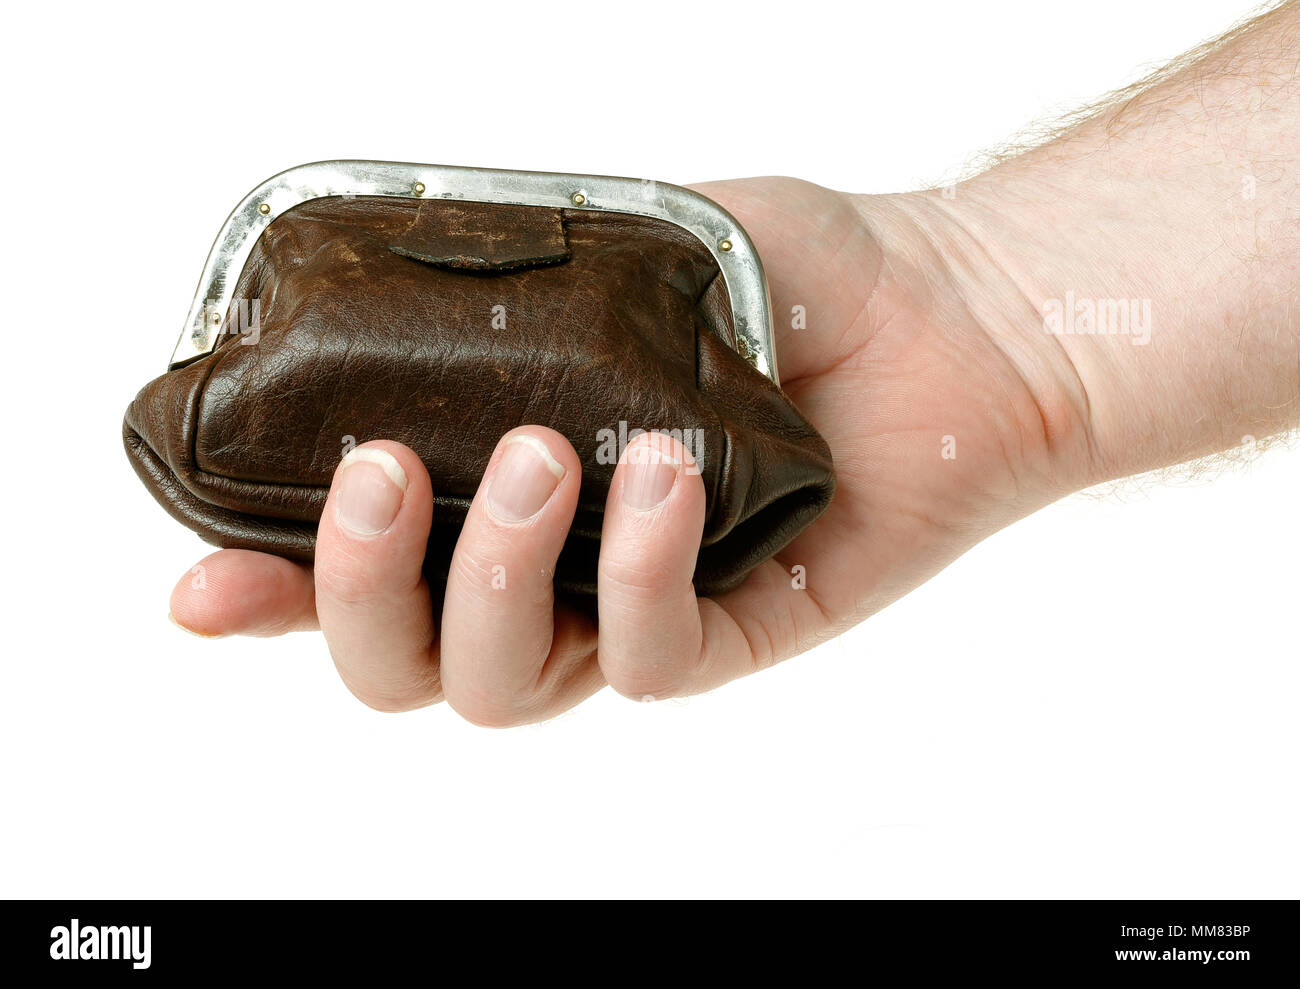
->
(170, 160), (778, 384)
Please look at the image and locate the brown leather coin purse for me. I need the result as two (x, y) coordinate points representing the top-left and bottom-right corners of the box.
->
(124, 161), (834, 595)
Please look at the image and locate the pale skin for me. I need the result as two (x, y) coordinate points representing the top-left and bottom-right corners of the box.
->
(170, 3), (1300, 726)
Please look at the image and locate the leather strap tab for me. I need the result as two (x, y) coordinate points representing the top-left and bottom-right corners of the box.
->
(389, 200), (570, 271)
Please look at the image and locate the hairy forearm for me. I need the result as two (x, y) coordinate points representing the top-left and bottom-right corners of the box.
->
(928, 1), (1300, 483)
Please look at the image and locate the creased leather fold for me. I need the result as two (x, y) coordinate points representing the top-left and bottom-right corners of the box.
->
(124, 196), (835, 596)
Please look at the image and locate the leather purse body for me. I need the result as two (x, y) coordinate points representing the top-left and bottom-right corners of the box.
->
(124, 164), (834, 595)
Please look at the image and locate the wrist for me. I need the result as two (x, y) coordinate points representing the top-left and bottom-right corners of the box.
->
(926, 47), (1300, 482)
(850, 187), (1102, 502)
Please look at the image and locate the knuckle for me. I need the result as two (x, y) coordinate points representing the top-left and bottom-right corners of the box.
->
(442, 678), (542, 729)
(314, 550), (384, 609)
(339, 671), (440, 714)
(601, 655), (688, 702)
(449, 544), (523, 604)
(450, 545), (498, 586)
(446, 694), (530, 729)
(354, 692), (414, 714)
(345, 684), (421, 714)
(599, 555), (677, 598)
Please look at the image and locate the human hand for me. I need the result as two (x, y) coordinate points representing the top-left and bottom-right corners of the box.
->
(168, 176), (1094, 724)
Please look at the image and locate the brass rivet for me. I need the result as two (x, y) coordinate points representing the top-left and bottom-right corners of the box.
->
(258, 203), (271, 215)
(210, 312), (221, 324)
(413, 182), (426, 195)
(571, 192), (586, 206)
(719, 239), (733, 252)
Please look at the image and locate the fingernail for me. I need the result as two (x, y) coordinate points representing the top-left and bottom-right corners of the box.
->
(622, 442), (680, 511)
(168, 612), (226, 639)
(336, 448), (408, 535)
(487, 435), (566, 522)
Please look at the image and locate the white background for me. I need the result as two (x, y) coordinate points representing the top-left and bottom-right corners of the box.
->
(2, 0), (1294, 898)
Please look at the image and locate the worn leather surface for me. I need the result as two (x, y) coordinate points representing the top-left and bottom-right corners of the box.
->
(390, 200), (571, 270)
(124, 196), (835, 595)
